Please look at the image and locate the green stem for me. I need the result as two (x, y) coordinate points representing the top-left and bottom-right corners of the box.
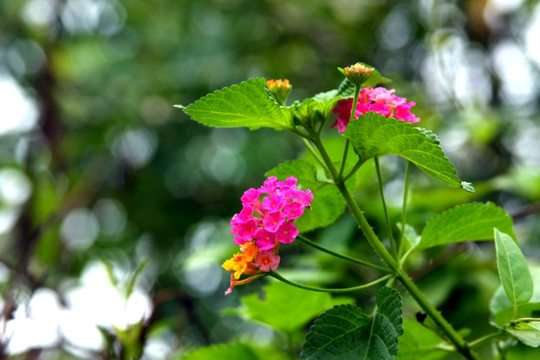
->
(343, 158), (364, 182)
(310, 137), (480, 360)
(469, 331), (504, 349)
(338, 85), (360, 177)
(375, 156), (396, 257)
(349, 85), (361, 127)
(269, 271), (391, 293)
(339, 139), (350, 177)
(398, 161), (412, 258)
(301, 137), (331, 178)
(297, 235), (391, 273)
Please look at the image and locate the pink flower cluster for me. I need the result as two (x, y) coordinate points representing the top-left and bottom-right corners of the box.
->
(330, 86), (420, 133)
(222, 176), (313, 294)
(231, 176), (313, 253)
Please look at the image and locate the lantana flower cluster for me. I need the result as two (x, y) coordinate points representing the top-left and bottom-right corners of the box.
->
(331, 86), (420, 133)
(222, 176), (313, 294)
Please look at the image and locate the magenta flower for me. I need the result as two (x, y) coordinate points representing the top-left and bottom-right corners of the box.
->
(229, 176), (312, 252)
(276, 221), (299, 244)
(263, 211), (286, 232)
(254, 229), (276, 251)
(330, 86), (420, 133)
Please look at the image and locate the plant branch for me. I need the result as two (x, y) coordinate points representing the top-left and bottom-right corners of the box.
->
(375, 156), (397, 257)
(269, 271), (391, 293)
(301, 137), (332, 178)
(398, 161), (412, 258)
(468, 331), (504, 349)
(310, 135), (480, 360)
(339, 139), (350, 177)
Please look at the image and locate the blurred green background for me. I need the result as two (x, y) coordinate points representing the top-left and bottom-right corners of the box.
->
(1, 0), (540, 358)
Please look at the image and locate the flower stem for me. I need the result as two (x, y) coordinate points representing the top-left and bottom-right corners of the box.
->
(269, 271), (391, 293)
(339, 139), (350, 177)
(468, 331), (504, 349)
(301, 137), (331, 178)
(297, 235), (391, 273)
(338, 84), (361, 177)
(398, 161), (412, 258)
(375, 156), (397, 257)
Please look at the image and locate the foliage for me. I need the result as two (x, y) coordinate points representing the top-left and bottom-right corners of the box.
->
(178, 61), (540, 360)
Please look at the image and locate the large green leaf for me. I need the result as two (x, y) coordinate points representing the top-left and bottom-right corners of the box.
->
(418, 202), (515, 249)
(239, 281), (345, 334)
(345, 112), (467, 190)
(494, 228), (534, 308)
(179, 78), (292, 130)
(301, 287), (403, 360)
(265, 160), (346, 232)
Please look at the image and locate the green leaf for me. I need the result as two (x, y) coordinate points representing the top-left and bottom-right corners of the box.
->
(294, 97), (340, 125)
(345, 112), (465, 190)
(395, 319), (447, 360)
(397, 223), (421, 250)
(240, 281), (339, 334)
(494, 228), (534, 308)
(179, 78), (292, 130)
(301, 286), (403, 360)
(493, 302), (540, 328)
(294, 186), (346, 233)
(492, 300), (540, 348)
(506, 322), (540, 348)
(182, 343), (259, 360)
(265, 159), (320, 190)
(265, 160), (346, 232)
(490, 265), (540, 316)
(418, 202), (515, 249)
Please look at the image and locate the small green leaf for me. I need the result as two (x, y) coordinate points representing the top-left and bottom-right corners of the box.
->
(240, 281), (339, 334)
(345, 112), (463, 189)
(266, 161), (346, 232)
(492, 300), (540, 348)
(506, 323), (540, 348)
(494, 228), (534, 308)
(397, 223), (421, 250)
(294, 97), (340, 125)
(180, 78), (292, 130)
(419, 202), (515, 249)
(301, 287), (403, 360)
(493, 302), (540, 328)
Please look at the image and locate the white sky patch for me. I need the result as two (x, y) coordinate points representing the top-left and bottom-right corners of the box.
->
(0, 74), (38, 136)
(525, 3), (540, 67)
(492, 40), (537, 105)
